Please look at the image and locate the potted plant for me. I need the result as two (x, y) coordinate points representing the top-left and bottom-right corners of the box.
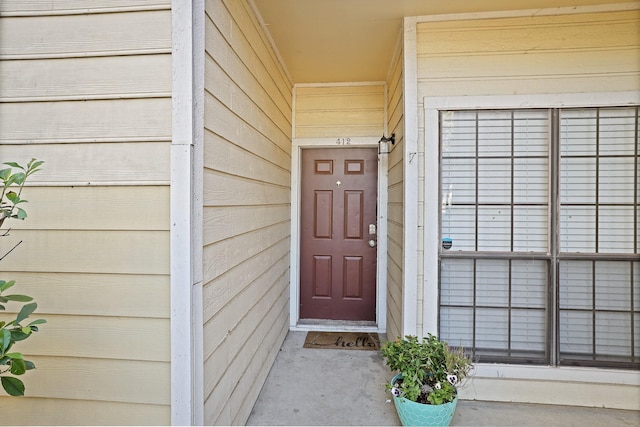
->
(380, 334), (473, 427)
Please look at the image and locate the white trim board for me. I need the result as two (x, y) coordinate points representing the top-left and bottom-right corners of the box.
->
(289, 137), (388, 334)
(401, 16), (419, 337)
(170, 0), (205, 424)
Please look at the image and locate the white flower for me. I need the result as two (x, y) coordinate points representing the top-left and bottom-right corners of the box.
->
(447, 374), (457, 385)
(391, 387), (401, 397)
(434, 382), (441, 390)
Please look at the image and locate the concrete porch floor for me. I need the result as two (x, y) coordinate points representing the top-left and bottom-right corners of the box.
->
(247, 331), (640, 426)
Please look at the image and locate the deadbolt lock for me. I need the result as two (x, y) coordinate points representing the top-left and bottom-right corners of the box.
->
(369, 224), (376, 235)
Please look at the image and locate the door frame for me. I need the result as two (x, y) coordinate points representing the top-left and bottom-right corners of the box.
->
(290, 137), (388, 332)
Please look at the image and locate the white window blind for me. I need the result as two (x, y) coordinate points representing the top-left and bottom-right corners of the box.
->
(441, 110), (549, 253)
(440, 106), (639, 368)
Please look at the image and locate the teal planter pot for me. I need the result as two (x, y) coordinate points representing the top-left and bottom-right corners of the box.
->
(391, 374), (458, 427)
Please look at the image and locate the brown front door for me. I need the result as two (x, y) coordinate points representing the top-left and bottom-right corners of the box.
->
(300, 147), (378, 321)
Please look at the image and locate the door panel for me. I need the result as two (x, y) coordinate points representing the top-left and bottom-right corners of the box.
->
(300, 147), (377, 321)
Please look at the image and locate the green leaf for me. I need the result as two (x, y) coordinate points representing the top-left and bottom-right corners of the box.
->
(9, 358), (26, 375)
(24, 360), (36, 371)
(0, 329), (11, 353)
(2, 162), (22, 169)
(15, 208), (27, 220)
(4, 295), (33, 302)
(27, 319), (46, 327)
(0, 168), (11, 180)
(9, 172), (25, 185)
(1, 376), (25, 396)
(15, 302), (36, 324)
(6, 352), (24, 360)
(5, 191), (19, 203)
(10, 330), (30, 342)
(0, 280), (16, 293)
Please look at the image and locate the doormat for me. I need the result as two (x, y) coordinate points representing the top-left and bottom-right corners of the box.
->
(303, 331), (380, 351)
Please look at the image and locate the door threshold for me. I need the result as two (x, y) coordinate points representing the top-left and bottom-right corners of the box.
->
(292, 319), (384, 333)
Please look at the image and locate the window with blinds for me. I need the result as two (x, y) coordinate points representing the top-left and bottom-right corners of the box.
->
(439, 106), (639, 368)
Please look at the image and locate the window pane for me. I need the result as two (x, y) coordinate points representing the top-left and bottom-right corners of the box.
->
(598, 206), (635, 253)
(441, 206), (476, 251)
(511, 309), (546, 352)
(441, 110), (476, 157)
(514, 158), (548, 204)
(511, 260), (547, 309)
(476, 259), (509, 307)
(478, 158), (511, 204)
(560, 206), (596, 252)
(476, 308), (509, 350)
(595, 262), (631, 311)
(560, 107), (638, 256)
(478, 111), (512, 157)
(513, 110), (549, 156)
(560, 157), (596, 204)
(440, 259), (474, 306)
(477, 206), (511, 251)
(599, 157), (635, 204)
(513, 207), (548, 252)
(440, 306), (474, 348)
(596, 312), (631, 357)
(442, 157), (476, 203)
(561, 109), (597, 156)
(599, 108), (637, 155)
(559, 260), (593, 310)
(560, 310), (593, 356)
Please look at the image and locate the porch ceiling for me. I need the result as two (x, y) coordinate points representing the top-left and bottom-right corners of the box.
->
(250, 0), (638, 84)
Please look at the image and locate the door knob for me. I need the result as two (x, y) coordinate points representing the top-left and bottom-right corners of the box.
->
(368, 239), (376, 247)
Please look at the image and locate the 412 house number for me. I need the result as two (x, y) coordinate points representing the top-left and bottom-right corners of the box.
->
(335, 138), (351, 145)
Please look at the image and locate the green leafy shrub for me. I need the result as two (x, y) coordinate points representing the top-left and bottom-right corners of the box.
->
(0, 158), (46, 396)
(380, 334), (473, 404)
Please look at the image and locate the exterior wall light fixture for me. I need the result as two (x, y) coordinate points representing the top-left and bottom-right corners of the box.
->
(378, 133), (395, 154)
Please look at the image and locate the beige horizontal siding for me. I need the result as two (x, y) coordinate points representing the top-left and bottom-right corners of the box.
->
(5, 272), (169, 318)
(386, 41), (404, 340)
(0, 11), (171, 58)
(204, 132), (290, 189)
(202, 0), (292, 425)
(0, 55), (171, 101)
(295, 84), (386, 138)
(17, 315), (169, 361)
(204, 204), (290, 245)
(0, 397), (169, 426)
(0, 4), (172, 424)
(0, 1), (169, 14)
(0, 144), (170, 183)
(7, 186), (169, 230)
(417, 10), (640, 96)
(0, 99), (171, 143)
(2, 230), (169, 274)
(23, 356), (169, 404)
